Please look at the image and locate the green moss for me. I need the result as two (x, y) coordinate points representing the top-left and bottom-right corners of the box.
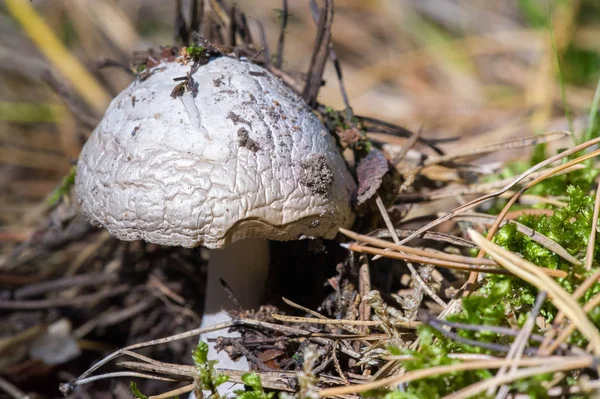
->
(383, 181), (600, 397)
(385, 329), (492, 398)
(192, 341), (229, 399)
(186, 44), (207, 59)
(47, 166), (76, 206)
(234, 372), (275, 399)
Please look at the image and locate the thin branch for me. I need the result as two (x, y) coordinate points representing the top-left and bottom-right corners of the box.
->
(302, 0), (333, 106)
(274, 0), (288, 68)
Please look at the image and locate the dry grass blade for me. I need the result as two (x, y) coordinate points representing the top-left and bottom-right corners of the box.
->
(317, 357), (591, 397)
(585, 180), (600, 270)
(539, 269), (600, 354)
(468, 229), (600, 355)
(397, 136), (600, 246)
(344, 242), (567, 278)
(271, 313), (421, 329)
(4, 0), (111, 113)
(423, 131), (570, 166)
(341, 228), (496, 266)
(442, 357), (592, 399)
(149, 384), (195, 399)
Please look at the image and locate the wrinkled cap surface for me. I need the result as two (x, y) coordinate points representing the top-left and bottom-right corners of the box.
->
(76, 56), (356, 249)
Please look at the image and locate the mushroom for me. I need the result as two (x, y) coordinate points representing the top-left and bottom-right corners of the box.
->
(75, 55), (356, 373)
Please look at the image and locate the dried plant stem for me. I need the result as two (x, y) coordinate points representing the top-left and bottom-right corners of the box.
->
(539, 269), (600, 354)
(543, 291), (600, 355)
(374, 195), (446, 307)
(345, 243), (517, 276)
(341, 228), (496, 266)
(423, 131), (569, 166)
(271, 314), (420, 329)
(4, 0), (110, 113)
(317, 357), (590, 397)
(584, 180), (600, 270)
(149, 384), (195, 399)
(442, 357), (591, 399)
(397, 136), (600, 247)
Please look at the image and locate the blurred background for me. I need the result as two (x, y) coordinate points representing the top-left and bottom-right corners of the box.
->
(1, 0), (600, 397)
(2, 0), (600, 226)
(2, 0), (600, 230)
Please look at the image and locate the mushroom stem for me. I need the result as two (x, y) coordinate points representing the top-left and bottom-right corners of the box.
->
(199, 238), (270, 371)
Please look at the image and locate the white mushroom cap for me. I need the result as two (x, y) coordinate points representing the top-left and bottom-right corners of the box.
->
(75, 56), (356, 249)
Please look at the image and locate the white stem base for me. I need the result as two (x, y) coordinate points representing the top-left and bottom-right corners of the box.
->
(196, 238), (270, 396)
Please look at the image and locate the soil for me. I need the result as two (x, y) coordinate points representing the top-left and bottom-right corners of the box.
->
(299, 154), (334, 195)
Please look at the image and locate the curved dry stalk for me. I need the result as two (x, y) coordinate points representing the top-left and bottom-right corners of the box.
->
(543, 290), (600, 355)
(423, 131), (570, 166)
(341, 228), (496, 265)
(397, 137), (600, 247)
(69, 318), (317, 388)
(397, 164), (585, 203)
(442, 357), (592, 399)
(63, 371), (178, 390)
(344, 242), (567, 278)
(468, 230), (600, 355)
(539, 269), (600, 354)
(466, 147), (600, 287)
(317, 357), (589, 397)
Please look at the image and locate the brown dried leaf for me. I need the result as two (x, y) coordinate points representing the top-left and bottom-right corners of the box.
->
(356, 149), (389, 206)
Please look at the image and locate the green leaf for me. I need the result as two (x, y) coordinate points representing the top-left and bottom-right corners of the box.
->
(214, 373), (230, 387)
(193, 341), (209, 369)
(241, 372), (263, 391)
(129, 381), (148, 399)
